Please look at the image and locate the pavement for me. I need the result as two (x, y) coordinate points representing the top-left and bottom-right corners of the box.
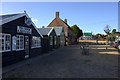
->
(2, 49), (57, 75)
(2, 43), (119, 78)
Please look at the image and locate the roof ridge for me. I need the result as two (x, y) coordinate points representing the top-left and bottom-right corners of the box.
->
(0, 13), (25, 16)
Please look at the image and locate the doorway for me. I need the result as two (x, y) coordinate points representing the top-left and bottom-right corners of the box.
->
(25, 36), (29, 59)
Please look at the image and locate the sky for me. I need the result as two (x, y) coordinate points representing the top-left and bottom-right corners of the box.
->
(2, 2), (118, 35)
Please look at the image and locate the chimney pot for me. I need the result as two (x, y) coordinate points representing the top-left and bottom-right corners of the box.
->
(24, 11), (26, 13)
(64, 19), (67, 23)
(56, 12), (59, 18)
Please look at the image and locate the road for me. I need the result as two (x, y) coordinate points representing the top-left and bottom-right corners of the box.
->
(2, 43), (119, 78)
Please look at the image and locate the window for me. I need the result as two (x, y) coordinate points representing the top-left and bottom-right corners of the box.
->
(12, 35), (24, 51)
(49, 36), (53, 45)
(20, 36), (24, 49)
(0, 33), (11, 52)
(16, 36), (19, 49)
(16, 35), (24, 50)
(54, 36), (57, 45)
(12, 36), (16, 50)
(32, 36), (41, 48)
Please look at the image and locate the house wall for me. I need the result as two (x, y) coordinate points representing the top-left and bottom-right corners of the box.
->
(41, 36), (49, 53)
(48, 21), (71, 46)
(29, 36), (43, 58)
(49, 29), (58, 50)
(47, 15), (74, 45)
(58, 36), (61, 47)
(57, 28), (65, 47)
(68, 28), (75, 45)
(60, 33), (65, 47)
(2, 16), (42, 67)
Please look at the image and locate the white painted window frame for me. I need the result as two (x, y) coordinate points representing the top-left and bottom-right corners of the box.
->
(12, 36), (16, 51)
(49, 36), (53, 45)
(31, 36), (41, 49)
(15, 35), (24, 51)
(0, 33), (11, 52)
(54, 36), (57, 45)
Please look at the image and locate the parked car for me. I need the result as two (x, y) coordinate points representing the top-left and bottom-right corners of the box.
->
(116, 40), (120, 49)
(113, 41), (117, 48)
(118, 45), (120, 49)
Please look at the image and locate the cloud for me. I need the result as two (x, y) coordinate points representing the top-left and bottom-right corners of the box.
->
(45, 24), (48, 26)
(31, 18), (38, 23)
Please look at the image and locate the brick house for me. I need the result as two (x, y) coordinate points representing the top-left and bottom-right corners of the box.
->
(47, 12), (75, 46)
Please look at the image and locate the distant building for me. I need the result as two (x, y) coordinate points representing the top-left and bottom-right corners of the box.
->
(38, 27), (57, 52)
(47, 12), (75, 45)
(80, 32), (92, 40)
(53, 27), (65, 47)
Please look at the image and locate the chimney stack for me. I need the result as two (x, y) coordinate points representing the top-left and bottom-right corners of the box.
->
(64, 19), (67, 23)
(42, 26), (44, 28)
(24, 11), (26, 13)
(56, 12), (59, 18)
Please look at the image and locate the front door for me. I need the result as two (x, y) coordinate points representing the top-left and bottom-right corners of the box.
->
(53, 36), (54, 48)
(25, 36), (29, 59)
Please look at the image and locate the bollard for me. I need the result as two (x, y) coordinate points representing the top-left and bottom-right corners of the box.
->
(106, 47), (107, 50)
(81, 44), (89, 55)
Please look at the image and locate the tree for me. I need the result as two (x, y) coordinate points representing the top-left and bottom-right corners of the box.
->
(111, 34), (116, 41)
(108, 29), (117, 41)
(112, 29), (116, 34)
(71, 25), (83, 42)
(104, 25), (111, 42)
(106, 29), (118, 41)
(95, 33), (101, 39)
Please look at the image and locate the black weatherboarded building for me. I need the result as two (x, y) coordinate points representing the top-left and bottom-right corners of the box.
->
(38, 27), (57, 53)
(0, 12), (43, 67)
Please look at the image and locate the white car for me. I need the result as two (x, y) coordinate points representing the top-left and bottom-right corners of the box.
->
(118, 45), (120, 49)
(117, 40), (120, 49)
